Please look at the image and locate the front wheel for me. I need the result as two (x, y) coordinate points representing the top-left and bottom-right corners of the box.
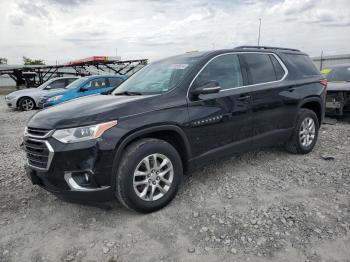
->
(285, 109), (319, 154)
(115, 138), (183, 213)
(19, 97), (35, 111)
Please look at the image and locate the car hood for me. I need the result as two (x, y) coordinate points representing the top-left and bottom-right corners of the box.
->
(7, 88), (63, 98)
(28, 94), (156, 129)
(7, 88), (43, 97)
(327, 82), (350, 91)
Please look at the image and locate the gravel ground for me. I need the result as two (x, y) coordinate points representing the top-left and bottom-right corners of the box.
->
(0, 96), (350, 262)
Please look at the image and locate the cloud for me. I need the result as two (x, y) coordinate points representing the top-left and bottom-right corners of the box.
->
(17, 1), (50, 19)
(48, 0), (90, 5)
(0, 0), (349, 64)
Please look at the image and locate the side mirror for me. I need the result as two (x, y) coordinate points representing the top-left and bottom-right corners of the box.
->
(46, 85), (51, 90)
(191, 80), (221, 96)
(80, 86), (88, 92)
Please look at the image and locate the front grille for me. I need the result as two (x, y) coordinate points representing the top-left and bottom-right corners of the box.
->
(26, 127), (53, 138)
(24, 138), (53, 170)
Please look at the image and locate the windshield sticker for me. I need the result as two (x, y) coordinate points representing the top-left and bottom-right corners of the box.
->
(169, 64), (189, 70)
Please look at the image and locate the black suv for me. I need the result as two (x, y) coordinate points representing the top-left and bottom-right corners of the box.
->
(24, 46), (326, 213)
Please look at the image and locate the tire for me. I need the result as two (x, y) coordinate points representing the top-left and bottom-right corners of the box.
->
(115, 138), (183, 213)
(19, 97), (35, 111)
(285, 109), (319, 154)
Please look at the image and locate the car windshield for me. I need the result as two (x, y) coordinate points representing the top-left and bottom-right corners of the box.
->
(112, 54), (201, 95)
(326, 66), (350, 82)
(65, 77), (88, 89)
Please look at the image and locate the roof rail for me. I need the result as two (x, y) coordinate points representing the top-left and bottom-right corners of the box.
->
(234, 45), (300, 52)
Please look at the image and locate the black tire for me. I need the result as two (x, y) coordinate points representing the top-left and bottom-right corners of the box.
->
(285, 109), (319, 154)
(115, 138), (183, 213)
(18, 97), (35, 111)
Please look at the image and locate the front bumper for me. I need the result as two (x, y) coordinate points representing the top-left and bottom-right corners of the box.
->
(26, 167), (114, 203)
(24, 134), (118, 203)
(4, 97), (17, 108)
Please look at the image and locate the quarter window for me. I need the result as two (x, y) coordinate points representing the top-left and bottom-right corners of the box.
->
(269, 55), (285, 80)
(241, 53), (277, 84)
(194, 54), (243, 90)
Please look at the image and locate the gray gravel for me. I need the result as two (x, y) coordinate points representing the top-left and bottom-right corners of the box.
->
(0, 96), (350, 262)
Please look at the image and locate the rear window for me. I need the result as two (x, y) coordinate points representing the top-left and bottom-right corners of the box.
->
(241, 53), (277, 84)
(326, 66), (350, 82)
(285, 54), (319, 77)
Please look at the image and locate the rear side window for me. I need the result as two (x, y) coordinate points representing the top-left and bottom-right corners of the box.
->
(241, 53), (277, 84)
(285, 54), (319, 76)
(194, 54), (243, 90)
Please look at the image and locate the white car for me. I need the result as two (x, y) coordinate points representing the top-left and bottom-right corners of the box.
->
(5, 77), (79, 111)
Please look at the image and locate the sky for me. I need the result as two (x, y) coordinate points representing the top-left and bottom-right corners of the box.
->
(0, 0), (350, 64)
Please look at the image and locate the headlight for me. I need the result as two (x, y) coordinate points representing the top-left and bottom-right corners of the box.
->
(52, 120), (118, 143)
(47, 95), (63, 102)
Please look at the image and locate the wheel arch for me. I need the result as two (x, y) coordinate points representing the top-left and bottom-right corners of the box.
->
(17, 96), (36, 108)
(299, 97), (323, 126)
(112, 125), (191, 176)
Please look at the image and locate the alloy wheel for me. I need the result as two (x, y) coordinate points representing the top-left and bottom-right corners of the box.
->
(299, 117), (315, 147)
(133, 153), (174, 201)
(21, 98), (34, 110)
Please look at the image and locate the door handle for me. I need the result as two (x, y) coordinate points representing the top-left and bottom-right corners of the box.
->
(288, 87), (296, 92)
(237, 95), (251, 101)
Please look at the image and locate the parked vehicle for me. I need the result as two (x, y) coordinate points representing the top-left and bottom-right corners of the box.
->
(4, 77), (78, 111)
(38, 75), (127, 108)
(321, 64), (350, 116)
(24, 46), (326, 213)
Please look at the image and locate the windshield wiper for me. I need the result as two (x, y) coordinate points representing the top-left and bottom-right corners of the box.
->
(114, 91), (143, 96)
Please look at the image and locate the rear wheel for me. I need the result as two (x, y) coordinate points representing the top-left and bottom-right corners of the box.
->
(115, 138), (183, 213)
(19, 97), (35, 111)
(285, 109), (319, 154)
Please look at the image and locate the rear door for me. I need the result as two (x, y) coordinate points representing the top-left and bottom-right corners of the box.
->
(239, 52), (295, 147)
(187, 53), (254, 162)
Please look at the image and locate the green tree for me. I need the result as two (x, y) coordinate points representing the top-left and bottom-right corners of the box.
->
(0, 57), (8, 64)
(23, 56), (45, 65)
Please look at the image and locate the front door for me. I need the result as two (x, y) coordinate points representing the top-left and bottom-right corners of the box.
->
(187, 53), (253, 163)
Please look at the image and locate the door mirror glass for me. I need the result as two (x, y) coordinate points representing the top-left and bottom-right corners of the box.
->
(191, 80), (221, 95)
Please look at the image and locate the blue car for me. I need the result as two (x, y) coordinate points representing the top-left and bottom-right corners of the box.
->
(39, 75), (127, 108)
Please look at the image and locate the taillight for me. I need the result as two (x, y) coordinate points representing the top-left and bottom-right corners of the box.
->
(320, 79), (328, 88)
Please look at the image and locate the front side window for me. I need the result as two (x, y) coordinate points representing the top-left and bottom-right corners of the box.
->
(193, 54), (243, 90)
(241, 53), (277, 84)
(67, 78), (78, 84)
(49, 79), (67, 89)
(85, 78), (107, 90)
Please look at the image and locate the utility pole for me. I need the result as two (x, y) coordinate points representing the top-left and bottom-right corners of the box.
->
(258, 18), (262, 47)
(320, 50), (324, 70)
